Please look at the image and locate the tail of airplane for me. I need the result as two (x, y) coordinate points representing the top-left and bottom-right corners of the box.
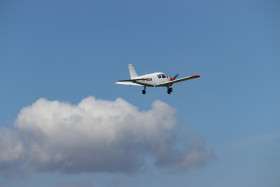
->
(128, 64), (138, 78)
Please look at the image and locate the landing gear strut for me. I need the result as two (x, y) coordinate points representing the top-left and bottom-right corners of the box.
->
(167, 87), (173, 94)
(142, 86), (146, 95)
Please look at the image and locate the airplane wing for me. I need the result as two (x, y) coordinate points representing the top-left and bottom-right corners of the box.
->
(157, 75), (200, 87)
(115, 81), (142, 86)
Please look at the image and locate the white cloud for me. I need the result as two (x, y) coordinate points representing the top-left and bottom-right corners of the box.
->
(0, 128), (24, 175)
(0, 96), (214, 175)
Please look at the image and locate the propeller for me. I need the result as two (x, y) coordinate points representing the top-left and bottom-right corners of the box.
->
(170, 73), (179, 81)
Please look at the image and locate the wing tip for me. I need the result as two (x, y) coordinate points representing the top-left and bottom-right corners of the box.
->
(192, 75), (200, 78)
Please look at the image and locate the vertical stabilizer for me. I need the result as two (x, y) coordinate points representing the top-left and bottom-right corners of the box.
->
(128, 64), (138, 78)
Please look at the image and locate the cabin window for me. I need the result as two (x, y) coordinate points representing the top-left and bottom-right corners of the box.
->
(157, 75), (161, 78)
(162, 74), (166, 78)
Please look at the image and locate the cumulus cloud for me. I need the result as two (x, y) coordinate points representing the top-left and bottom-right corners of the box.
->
(0, 96), (214, 175)
(0, 128), (24, 175)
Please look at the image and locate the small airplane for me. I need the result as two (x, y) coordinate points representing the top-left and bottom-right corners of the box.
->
(116, 64), (200, 94)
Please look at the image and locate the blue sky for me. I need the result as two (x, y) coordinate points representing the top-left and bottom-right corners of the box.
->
(0, 0), (280, 186)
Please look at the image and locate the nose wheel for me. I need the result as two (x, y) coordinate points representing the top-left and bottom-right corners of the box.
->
(167, 87), (173, 94)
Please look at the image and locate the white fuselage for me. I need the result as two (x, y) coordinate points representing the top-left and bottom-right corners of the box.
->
(133, 72), (171, 87)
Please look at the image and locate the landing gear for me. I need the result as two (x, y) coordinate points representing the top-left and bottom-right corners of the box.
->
(167, 87), (173, 94)
(142, 86), (146, 95)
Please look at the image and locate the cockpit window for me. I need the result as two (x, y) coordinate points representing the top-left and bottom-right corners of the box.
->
(157, 75), (161, 78)
(162, 74), (166, 78)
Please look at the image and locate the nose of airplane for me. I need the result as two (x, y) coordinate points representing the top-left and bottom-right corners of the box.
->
(170, 77), (175, 81)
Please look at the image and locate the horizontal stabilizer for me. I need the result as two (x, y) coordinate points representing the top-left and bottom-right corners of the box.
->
(115, 82), (142, 86)
(117, 78), (147, 82)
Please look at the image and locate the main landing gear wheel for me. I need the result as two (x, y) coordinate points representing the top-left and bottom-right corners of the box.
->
(167, 87), (173, 94)
(142, 86), (146, 95)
